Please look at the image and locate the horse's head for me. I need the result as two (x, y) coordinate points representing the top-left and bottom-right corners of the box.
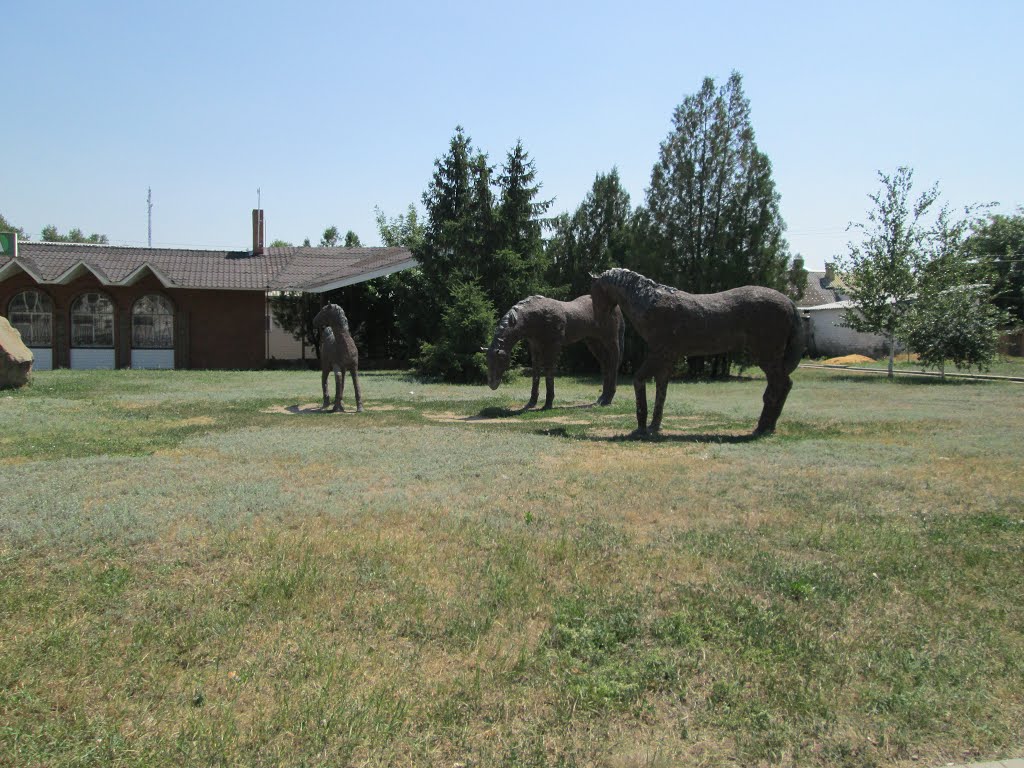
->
(312, 303), (347, 332)
(484, 341), (509, 390)
(589, 271), (619, 318)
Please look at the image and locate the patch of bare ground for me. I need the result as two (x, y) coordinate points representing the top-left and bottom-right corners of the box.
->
(822, 354), (876, 365)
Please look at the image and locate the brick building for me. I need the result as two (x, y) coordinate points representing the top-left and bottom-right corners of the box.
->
(0, 212), (415, 370)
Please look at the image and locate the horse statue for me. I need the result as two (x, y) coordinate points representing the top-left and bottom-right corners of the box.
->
(484, 294), (624, 409)
(312, 303), (363, 413)
(590, 268), (804, 436)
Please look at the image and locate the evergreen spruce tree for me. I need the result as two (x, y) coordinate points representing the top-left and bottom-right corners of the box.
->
(642, 71), (792, 376)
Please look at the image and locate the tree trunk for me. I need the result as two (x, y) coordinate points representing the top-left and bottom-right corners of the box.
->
(887, 334), (895, 379)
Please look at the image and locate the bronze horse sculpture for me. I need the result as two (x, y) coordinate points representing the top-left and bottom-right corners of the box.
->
(590, 268), (804, 435)
(485, 295), (624, 409)
(312, 303), (363, 412)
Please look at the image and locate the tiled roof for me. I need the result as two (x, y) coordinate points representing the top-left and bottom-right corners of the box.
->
(0, 242), (416, 292)
(797, 270), (849, 308)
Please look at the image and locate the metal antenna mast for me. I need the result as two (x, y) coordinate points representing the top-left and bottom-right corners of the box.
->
(147, 187), (153, 247)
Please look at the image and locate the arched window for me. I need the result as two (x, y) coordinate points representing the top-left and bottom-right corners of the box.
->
(132, 295), (174, 349)
(7, 290), (53, 346)
(70, 292), (114, 348)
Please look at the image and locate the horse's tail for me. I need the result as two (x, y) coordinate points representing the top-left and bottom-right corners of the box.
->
(783, 299), (805, 374)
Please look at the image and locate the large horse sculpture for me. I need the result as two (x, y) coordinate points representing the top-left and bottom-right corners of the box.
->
(590, 268), (804, 435)
(312, 303), (363, 412)
(485, 295), (624, 409)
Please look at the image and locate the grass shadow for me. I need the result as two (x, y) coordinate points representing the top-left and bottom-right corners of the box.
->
(280, 403), (357, 415)
(475, 401), (603, 419)
(532, 427), (764, 444)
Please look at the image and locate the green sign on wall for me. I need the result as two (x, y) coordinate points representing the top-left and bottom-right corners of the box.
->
(0, 232), (16, 257)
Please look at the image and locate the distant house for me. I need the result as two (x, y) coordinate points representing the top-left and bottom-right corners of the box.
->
(0, 211), (415, 370)
(796, 263), (893, 358)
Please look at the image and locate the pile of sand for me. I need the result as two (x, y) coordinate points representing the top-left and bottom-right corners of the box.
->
(821, 354), (875, 365)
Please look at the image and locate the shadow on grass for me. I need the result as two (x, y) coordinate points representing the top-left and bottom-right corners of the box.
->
(533, 425), (764, 444)
(475, 401), (603, 419)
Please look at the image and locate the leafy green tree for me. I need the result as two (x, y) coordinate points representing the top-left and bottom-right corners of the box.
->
(376, 204), (426, 251)
(373, 205), (429, 361)
(343, 230), (362, 248)
(319, 226), (341, 247)
(415, 281), (495, 383)
(644, 71), (791, 294)
(546, 168), (632, 299)
(484, 140), (553, 315)
(965, 208), (1024, 322)
(269, 239), (293, 247)
(901, 205), (1009, 376)
(787, 255), (809, 301)
(419, 126), (476, 293)
(40, 224), (108, 243)
(413, 128), (553, 379)
(0, 212), (25, 239)
(838, 167), (939, 378)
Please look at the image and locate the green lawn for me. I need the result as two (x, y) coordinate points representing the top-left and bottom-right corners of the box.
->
(2, 368), (1022, 767)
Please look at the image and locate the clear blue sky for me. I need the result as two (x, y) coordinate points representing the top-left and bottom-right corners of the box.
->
(5, 0), (1022, 270)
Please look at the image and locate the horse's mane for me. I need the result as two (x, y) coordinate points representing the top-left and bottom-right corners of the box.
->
(594, 268), (677, 311)
(494, 295), (546, 341)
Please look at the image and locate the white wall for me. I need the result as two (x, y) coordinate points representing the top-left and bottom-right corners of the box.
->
(131, 349), (174, 369)
(267, 313), (305, 360)
(29, 347), (52, 371)
(805, 308), (894, 358)
(70, 348), (116, 370)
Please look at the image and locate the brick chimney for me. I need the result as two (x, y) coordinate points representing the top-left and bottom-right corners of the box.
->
(824, 262), (835, 283)
(252, 209), (265, 256)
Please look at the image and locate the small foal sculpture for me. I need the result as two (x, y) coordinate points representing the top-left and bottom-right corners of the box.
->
(312, 303), (363, 412)
(485, 294), (624, 409)
(590, 268), (804, 435)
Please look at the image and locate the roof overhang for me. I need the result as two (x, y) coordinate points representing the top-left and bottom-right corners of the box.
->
(301, 256), (419, 293)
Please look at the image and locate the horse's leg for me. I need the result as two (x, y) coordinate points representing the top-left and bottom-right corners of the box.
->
(321, 368), (330, 409)
(755, 364), (793, 435)
(542, 367), (556, 410)
(583, 338), (613, 405)
(541, 345), (559, 410)
(333, 365), (344, 412)
(631, 356), (660, 435)
(649, 365), (672, 434)
(351, 366), (363, 412)
(526, 341), (540, 409)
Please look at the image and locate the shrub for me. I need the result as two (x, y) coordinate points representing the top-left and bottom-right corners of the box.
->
(414, 280), (496, 383)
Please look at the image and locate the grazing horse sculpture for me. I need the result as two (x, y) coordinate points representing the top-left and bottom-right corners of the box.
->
(484, 295), (624, 409)
(312, 303), (363, 413)
(590, 268), (804, 435)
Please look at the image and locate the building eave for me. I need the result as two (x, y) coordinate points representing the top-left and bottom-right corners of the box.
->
(297, 257), (419, 293)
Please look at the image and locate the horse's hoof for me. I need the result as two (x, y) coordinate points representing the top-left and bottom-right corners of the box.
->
(333, 405), (344, 413)
(356, 406), (364, 413)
